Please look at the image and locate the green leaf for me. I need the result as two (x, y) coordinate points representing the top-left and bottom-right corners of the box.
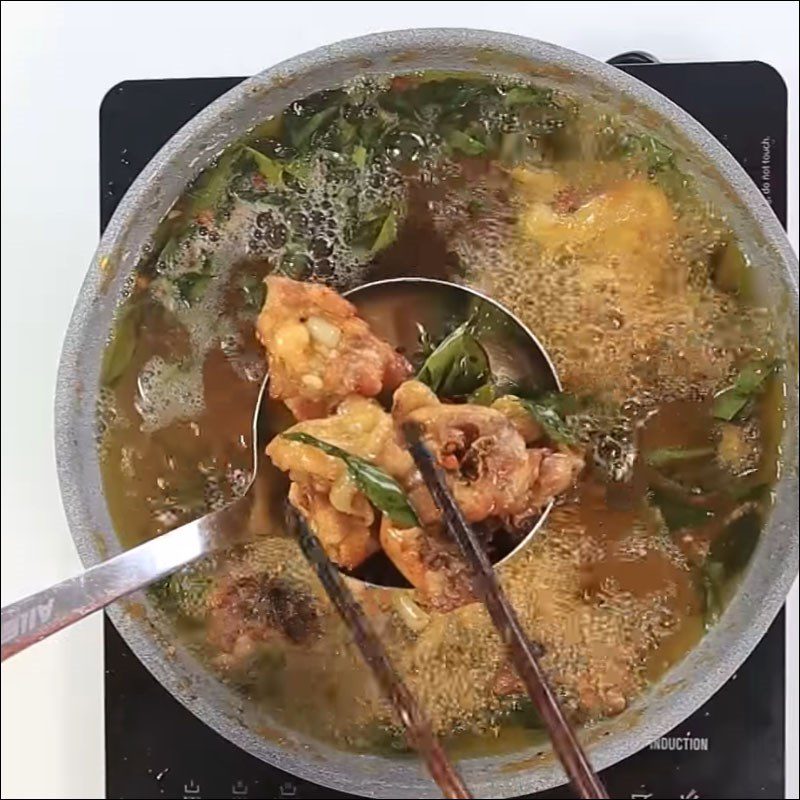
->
(623, 133), (675, 172)
(283, 160), (312, 186)
(337, 118), (358, 148)
(168, 568), (213, 622)
(700, 507), (762, 629)
(645, 446), (715, 467)
(174, 272), (213, 305)
(101, 302), (142, 386)
(156, 236), (181, 273)
(249, 114), (283, 140)
(282, 432), (419, 528)
(369, 208), (398, 255)
(638, 135), (675, 172)
(654, 166), (691, 198)
(516, 395), (578, 446)
(415, 322), (435, 361)
(467, 376), (528, 407)
(617, 133), (691, 196)
(416, 320), (490, 398)
(712, 240), (749, 294)
(352, 145), (368, 169)
(712, 360), (778, 421)
(446, 129), (487, 156)
(243, 146), (284, 187)
(467, 198), (487, 216)
(708, 508), (761, 574)
(649, 488), (714, 531)
(735, 360), (777, 393)
(498, 132), (527, 164)
(186, 146), (241, 217)
(466, 384), (580, 444)
(289, 105), (340, 151)
(356, 114), (388, 150)
(504, 698), (545, 730)
(278, 249), (312, 280)
(351, 206), (402, 257)
(504, 86), (552, 107)
(468, 383), (499, 406)
(242, 274), (266, 310)
(711, 389), (751, 422)
(353, 722), (413, 755)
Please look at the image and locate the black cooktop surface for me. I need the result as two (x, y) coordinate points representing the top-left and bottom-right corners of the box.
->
(100, 58), (788, 800)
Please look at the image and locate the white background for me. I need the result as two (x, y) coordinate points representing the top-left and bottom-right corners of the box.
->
(1, 2), (798, 798)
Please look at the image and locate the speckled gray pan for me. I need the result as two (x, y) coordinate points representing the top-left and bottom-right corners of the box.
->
(54, 29), (798, 798)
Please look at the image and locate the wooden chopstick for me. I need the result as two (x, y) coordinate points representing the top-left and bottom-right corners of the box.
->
(288, 507), (473, 800)
(403, 423), (609, 800)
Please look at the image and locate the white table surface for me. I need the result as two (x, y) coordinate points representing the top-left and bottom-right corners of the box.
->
(1, 2), (798, 798)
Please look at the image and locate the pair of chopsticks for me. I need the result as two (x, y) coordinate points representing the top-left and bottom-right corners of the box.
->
(289, 424), (608, 799)
(405, 423), (609, 799)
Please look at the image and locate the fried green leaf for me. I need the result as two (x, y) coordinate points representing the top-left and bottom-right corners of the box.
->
(645, 446), (715, 467)
(352, 144), (368, 169)
(712, 240), (749, 294)
(712, 360), (779, 421)
(174, 272), (213, 305)
(416, 320), (490, 398)
(727, 480), (769, 503)
(370, 208), (398, 254)
(244, 146), (284, 187)
(649, 488), (714, 531)
(446, 129), (487, 156)
(467, 383), (581, 446)
(289, 104), (341, 151)
(156, 236), (181, 273)
(283, 160), (312, 186)
(503, 86), (552, 107)
(101, 301), (143, 386)
(699, 507), (762, 629)
(350, 206), (402, 257)
(707, 508), (761, 574)
(415, 322), (435, 361)
(282, 432), (419, 528)
(278, 248), (312, 280)
(468, 382), (499, 406)
(241, 274), (267, 310)
(638, 134), (675, 172)
(516, 394), (578, 446)
(498, 132), (527, 164)
(185, 146), (241, 217)
(711, 389), (752, 422)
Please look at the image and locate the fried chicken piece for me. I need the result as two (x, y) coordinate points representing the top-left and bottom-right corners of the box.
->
(289, 482), (379, 570)
(257, 276), (411, 419)
(267, 396), (415, 569)
(207, 573), (321, 670)
(379, 517), (474, 612)
(393, 381), (584, 525)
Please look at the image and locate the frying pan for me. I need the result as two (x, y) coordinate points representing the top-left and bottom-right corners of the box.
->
(54, 29), (798, 798)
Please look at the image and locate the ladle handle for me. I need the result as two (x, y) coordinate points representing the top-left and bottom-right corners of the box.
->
(1, 514), (220, 661)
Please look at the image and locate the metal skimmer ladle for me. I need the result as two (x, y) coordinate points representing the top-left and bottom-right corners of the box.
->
(2, 278), (602, 799)
(1, 278), (559, 659)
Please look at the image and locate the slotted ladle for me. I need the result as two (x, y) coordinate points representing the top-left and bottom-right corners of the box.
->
(1, 278), (606, 798)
